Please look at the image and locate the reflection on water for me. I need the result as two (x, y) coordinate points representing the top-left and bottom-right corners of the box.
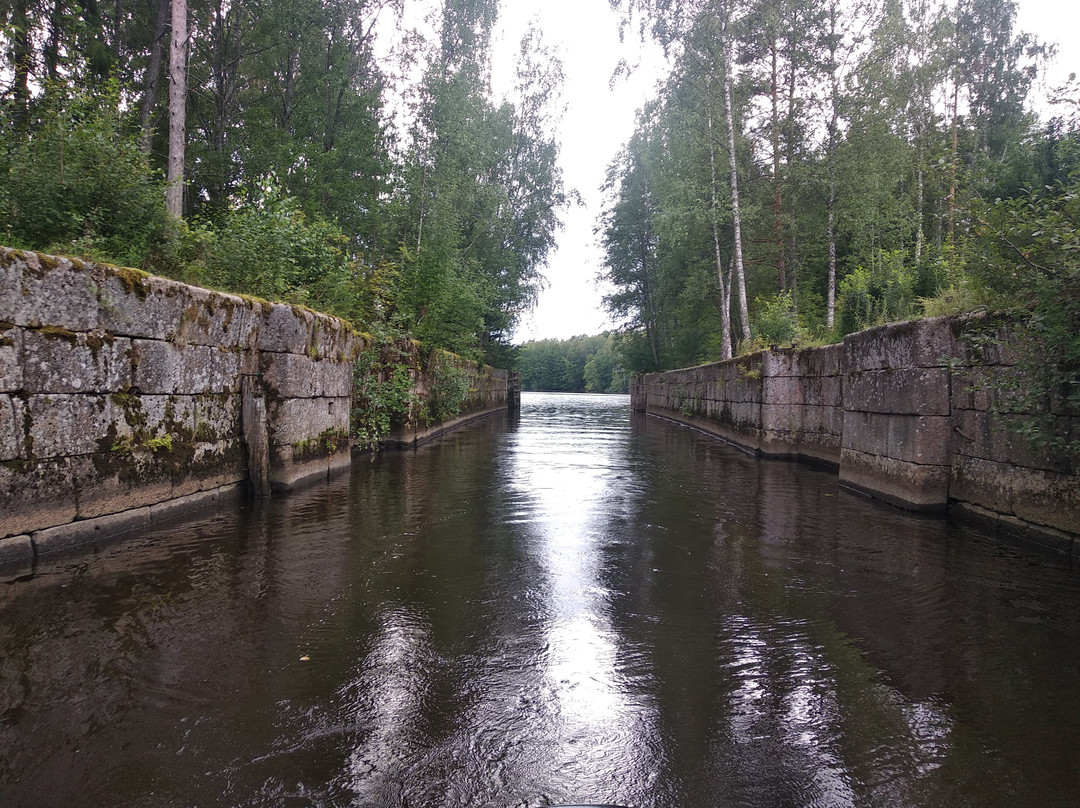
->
(1, 392), (1080, 807)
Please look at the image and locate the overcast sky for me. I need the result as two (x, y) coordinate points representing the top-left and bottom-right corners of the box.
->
(379, 0), (1079, 344)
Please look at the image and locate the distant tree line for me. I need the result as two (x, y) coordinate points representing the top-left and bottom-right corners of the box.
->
(0, 0), (565, 367)
(518, 334), (630, 393)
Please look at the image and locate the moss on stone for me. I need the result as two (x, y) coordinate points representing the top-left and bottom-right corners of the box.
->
(292, 427), (350, 462)
(106, 264), (152, 300)
(36, 325), (80, 345)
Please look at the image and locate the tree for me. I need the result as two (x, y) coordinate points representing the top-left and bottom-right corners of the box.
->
(167, 0), (187, 217)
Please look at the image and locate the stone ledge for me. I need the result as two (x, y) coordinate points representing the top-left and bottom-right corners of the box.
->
(948, 501), (1080, 559)
(838, 447), (951, 511)
(32, 506), (154, 557)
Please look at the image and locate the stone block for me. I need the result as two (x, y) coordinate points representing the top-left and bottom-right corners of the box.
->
(763, 375), (805, 406)
(839, 447), (951, 510)
(267, 396), (350, 447)
(269, 452), (331, 491)
(761, 402), (802, 433)
(257, 302), (313, 354)
(131, 339), (186, 394)
(33, 507), (153, 557)
(842, 410), (890, 457)
(260, 352), (353, 399)
(0, 395), (24, 461)
(132, 341), (241, 395)
(149, 484), (242, 527)
(952, 409), (1078, 476)
(802, 374), (843, 407)
(800, 403), (844, 437)
(22, 329), (132, 393)
(15, 252), (101, 330)
(308, 312), (355, 361)
(191, 346), (241, 394)
(96, 270), (187, 340)
(191, 439), (246, 483)
(0, 324), (22, 392)
(844, 367), (951, 415)
(950, 455), (1080, 536)
(0, 457), (78, 537)
(885, 414), (952, 465)
(193, 394), (242, 443)
(175, 286), (260, 348)
(71, 453), (175, 520)
(27, 394), (114, 458)
(844, 316), (957, 373)
(800, 344), (844, 377)
(763, 350), (800, 378)
(0, 535), (34, 580)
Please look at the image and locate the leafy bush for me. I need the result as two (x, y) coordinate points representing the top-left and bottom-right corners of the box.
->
(0, 82), (166, 267)
(203, 181), (351, 307)
(750, 291), (809, 348)
(428, 352), (471, 423)
(837, 250), (919, 335)
(965, 178), (1080, 458)
(351, 342), (418, 451)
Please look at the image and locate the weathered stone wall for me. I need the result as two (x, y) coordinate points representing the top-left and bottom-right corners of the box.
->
(0, 247), (363, 574)
(384, 349), (517, 448)
(839, 318), (956, 509)
(632, 315), (1079, 542)
(0, 248), (517, 575)
(632, 345), (844, 465)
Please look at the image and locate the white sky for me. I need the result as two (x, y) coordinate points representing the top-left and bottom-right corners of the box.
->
(377, 0), (1079, 344)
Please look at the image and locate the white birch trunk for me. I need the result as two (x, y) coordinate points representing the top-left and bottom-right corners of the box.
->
(166, 0), (187, 218)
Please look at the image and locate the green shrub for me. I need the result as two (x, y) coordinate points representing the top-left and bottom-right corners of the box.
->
(0, 81), (166, 267)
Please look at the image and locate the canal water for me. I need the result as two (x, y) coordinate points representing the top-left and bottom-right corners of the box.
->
(1, 392), (1079, 807)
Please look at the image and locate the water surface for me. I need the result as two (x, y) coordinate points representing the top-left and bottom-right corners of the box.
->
(2, 392), (1079, 807)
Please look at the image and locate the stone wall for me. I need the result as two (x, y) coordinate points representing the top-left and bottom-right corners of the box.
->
(0, 248), (518, 576)
(383, 349), (517, 448)
(632, 315), (1079, 543)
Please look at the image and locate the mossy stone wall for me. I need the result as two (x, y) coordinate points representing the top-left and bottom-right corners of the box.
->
(632, 315), (1079, 548)
(0, 247), (361, 575)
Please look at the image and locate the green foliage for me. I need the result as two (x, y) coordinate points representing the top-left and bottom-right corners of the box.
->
(200, 181), (351, 309)
(428, 353), (471, 423)
(750, 291), (809, 348)
(964, 175), (1080, 457)
(836, 251), (920, 335)
(0, 82), (166, 268)
(518, 333), (629, 393)
(351, 342), (418, 452)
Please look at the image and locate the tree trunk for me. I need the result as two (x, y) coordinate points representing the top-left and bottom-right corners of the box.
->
(707, 103), (733, 359)
(721, 14), (752, 345)
(167, 0), (188, 218)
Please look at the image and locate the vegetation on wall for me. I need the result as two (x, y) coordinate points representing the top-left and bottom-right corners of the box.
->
(350, 338), (480, 451)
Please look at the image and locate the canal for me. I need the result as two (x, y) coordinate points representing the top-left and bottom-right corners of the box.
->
(1, 392), (1079, 807)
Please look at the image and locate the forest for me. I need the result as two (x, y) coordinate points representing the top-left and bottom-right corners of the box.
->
(0, 0), (564, 368)
(600, 0), (1078, 390)
(0, 0), (1076, 411)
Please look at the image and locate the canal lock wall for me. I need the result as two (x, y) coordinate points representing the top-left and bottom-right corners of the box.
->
(631, 315), (1080, 548)
(0, 247), (518, 576)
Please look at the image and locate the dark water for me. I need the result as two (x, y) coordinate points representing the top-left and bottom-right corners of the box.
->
(2, 392), (1080, 808)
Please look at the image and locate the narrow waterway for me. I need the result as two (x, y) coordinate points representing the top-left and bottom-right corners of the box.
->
(2, 392), (1079, 807)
